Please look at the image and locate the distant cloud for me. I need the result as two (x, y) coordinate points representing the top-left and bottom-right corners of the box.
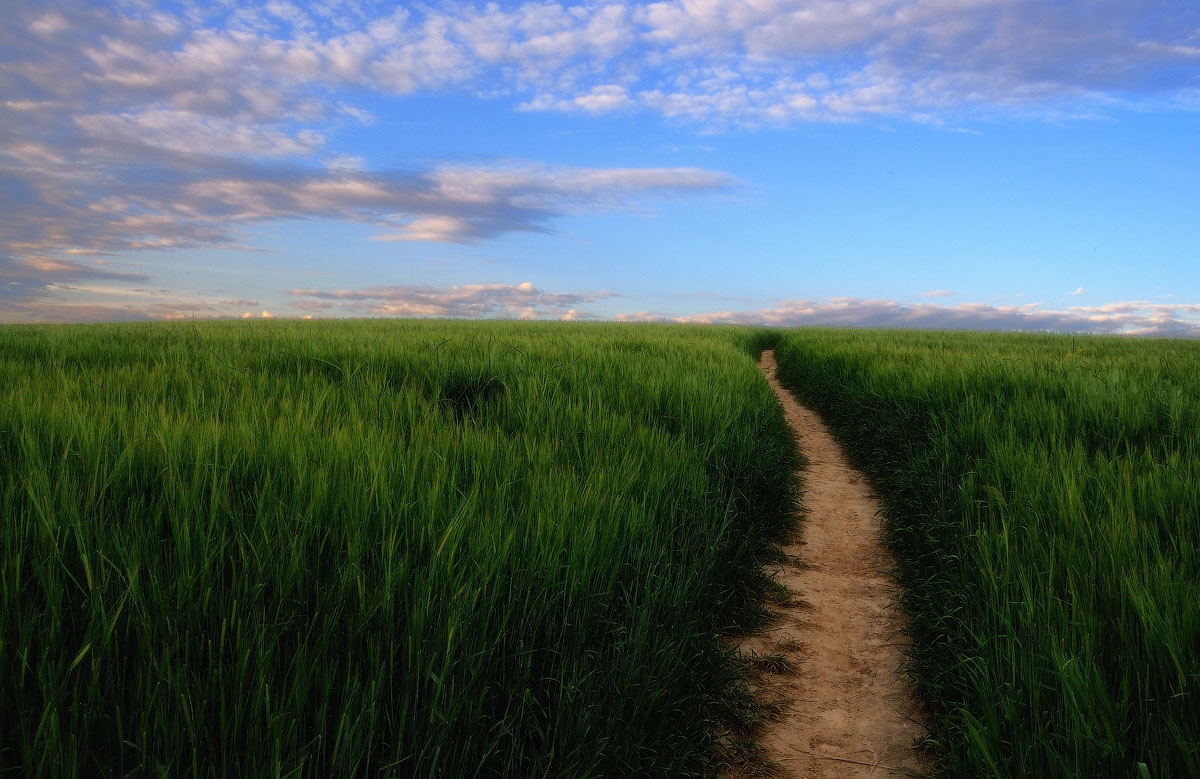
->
(670, 298), (1200, 337)
(0, 266), (279, 322)
(13, 273), (1200, 335)
(0, 257), (148, 288)
(0, 255), (154, 320)
(288, 281), (616, 319)
(1072, 286), (1086, 295)
(920, 289), (956, 298)
(2, 295), (270, 324)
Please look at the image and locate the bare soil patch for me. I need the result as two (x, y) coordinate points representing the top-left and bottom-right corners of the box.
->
(731, 351), (928, 777)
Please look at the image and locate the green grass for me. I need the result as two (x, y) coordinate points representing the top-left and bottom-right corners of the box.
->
(774, 329), (1200, 778)
(0, 320), (797, 778)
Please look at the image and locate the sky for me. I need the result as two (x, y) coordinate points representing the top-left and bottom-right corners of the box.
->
(2, 0), (1199, 334)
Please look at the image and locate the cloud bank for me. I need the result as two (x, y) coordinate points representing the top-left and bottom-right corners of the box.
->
(287, 285), (1200, 337)
(289, 281), (615, 320)
(12, 272), (1200, 337)
(665, 297), (1200, 337)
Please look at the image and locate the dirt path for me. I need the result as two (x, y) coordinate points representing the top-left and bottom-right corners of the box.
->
(735, 351), (928, 778)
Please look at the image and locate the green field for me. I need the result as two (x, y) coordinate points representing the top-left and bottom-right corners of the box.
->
(0, 321), (798, 777)
(775, 330), (1200, 777)
(3, 321), (1199, 777)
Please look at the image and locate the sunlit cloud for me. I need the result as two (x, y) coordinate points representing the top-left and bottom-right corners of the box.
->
(669, 298), (1200, 337)
(288, 281), (617, 319)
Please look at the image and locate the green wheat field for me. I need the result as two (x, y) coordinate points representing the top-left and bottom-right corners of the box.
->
(2, 320), (1197, 777)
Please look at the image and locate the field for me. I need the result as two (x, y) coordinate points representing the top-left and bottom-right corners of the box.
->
(774, 330), (1200, 777)
(3, 321), (1198, 777)
(0, 321), (798, 777)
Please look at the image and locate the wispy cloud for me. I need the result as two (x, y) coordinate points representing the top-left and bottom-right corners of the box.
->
(0, 146), (733, 266)
(8, 2), (1199, 133)
(289, 281), (615, 320)
(0, 264), (277, 322)
(3, 0), (1195, 276)
(4, 1), (1199, 324)
(0, 1), (738, 318)
(669, 298), (1200, 337)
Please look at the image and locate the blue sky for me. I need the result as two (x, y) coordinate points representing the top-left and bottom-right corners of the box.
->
(3, 0), (1199, 334)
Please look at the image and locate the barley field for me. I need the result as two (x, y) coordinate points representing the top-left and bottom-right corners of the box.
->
(0, 320), (797, 778)
(774, 329), (1200, 778)
(5, 321), (1198, 778)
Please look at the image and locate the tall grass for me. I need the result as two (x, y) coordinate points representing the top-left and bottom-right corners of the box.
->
(774, 329), (1200, 777)
(1, 320), (795, 778)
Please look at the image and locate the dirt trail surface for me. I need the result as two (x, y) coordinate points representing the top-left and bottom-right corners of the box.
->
(739, 351), (928, 777)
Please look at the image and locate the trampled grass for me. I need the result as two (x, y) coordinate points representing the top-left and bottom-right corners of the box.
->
(0, 320), (798, 778)
(774, 329), (1200, 778)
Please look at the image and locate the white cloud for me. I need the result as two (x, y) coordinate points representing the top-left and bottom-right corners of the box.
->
(669, 297), (1200, 336)
(369, 163), (737, 242)
(614, 310), (676, 323)
(524, 84), (636, 113)
(74, 110), (324, 157)
(0, 267), (275, 323)
(9, 0), (1198, 142)
(288, 282), (616, 319)
(29, 11), (71, 37)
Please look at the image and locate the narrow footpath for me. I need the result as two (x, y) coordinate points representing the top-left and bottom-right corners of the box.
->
(736, 351), (928, 777)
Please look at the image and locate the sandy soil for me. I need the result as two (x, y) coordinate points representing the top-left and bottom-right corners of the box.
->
(733, 351), (929, 778)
